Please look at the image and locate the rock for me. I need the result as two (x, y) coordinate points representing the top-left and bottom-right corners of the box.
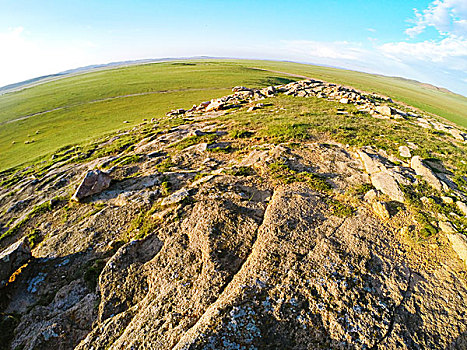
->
(364, 189), (378, 202)
(456, 201), (467, 216)
(160, 189), (190, 206)
(439, 221), (457, 233)
(71, 170), (112, 201)
(410, 156), (443, 191)
(232, 86), (251, 92)
(449, 129), (467, 141)
(375, 105), (395, 116)
(398, 146), (411, 158)
(0, 237), (31, 288)
(371, 171), (405, 202)
(339, 98), (349, 104)
(264, 86), (276, 96)
(441, 196), (454, 204)
(357, 150), (385, 174)
(372, 201), (390, 220)
(205, 100), (225, 112)
(446, 232), (467, 264)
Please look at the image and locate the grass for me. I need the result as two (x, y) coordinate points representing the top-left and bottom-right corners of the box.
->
(0, 61), (298, 171)
(1, 59), (465, 173)
(221, 95), (467, 192)
(0, 200), (54, 242)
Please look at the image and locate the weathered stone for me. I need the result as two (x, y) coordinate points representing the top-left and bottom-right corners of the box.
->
(410, 156), (443, 191)
(72, 170), (112, 201)
(375, 105), (395, 116)
(439, 221), (457, 233)
(441, 196), (454, 204)
(372, 201), (390, 220)
(364, 189), (378, 202)
(160, 189), (190, 206)
(232, 86), (251, 92)
(0, 237), (31, 288)
(371, 171), (405, 202)
(205, 100), (225, 112)
(339, 98), (349, 104)
(449, 129), (467, 141)
(456, 201), (467, 216)
(357, 150), (384, 174)
(398, 146), (411, 158)
(446, 232), (467, 264)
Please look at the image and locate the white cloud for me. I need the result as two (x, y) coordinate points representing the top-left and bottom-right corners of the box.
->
(406, 0), (467, 37)
(380, 35), (467, 67)
(282, 40), (367, 61)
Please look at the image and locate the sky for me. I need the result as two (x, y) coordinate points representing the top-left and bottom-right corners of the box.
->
(0, 0), (466, 96)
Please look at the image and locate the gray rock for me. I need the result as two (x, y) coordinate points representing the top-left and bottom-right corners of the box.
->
(364, 189), (378, 202)
(71, 170), (112, 201)
(375, 105), (395, 116)
(160, 189), (190, 206)
(0, 237), (31, 288)
(371, 171), (405, 202)
(372, 201), (390, 220)
(456, 201), (467, 216)
(446, 232), (467, 264)
(398, 146), (411, 158)
(410, 156), (443, 191)
(439, 221), (457, 233)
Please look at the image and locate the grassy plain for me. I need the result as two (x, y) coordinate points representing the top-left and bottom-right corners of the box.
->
(1, 59), (466, 172)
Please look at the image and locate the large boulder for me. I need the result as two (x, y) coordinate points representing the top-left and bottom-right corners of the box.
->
(0, 237), (31, 288)
(410, 156), (443, 191)
(71, 170), (112, 201)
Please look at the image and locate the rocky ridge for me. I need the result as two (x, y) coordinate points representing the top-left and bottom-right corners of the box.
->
(0, 78), (466, 349)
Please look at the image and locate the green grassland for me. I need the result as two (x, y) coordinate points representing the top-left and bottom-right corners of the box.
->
(1, 59), (466, 172)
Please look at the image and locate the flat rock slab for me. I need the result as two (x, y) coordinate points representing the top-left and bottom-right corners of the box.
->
(371, 171), (405, 202)
(0, 237), (31, 288)
(72, 170), (112, 201)
(410, 156), (443, 191)
(446, 233), (467, 264)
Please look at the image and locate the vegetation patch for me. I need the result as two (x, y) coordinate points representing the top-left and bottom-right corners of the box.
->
(83, 259), (106, 291)
(0, 200), (55, 242)
(267, 161), (331, 192)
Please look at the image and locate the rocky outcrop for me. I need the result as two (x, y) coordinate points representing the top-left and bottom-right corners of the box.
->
(0, 237), (31, 288)
(1, 78), (466, 350)
(71, 169), (112, 201)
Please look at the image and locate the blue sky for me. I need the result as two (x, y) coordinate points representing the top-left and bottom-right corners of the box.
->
(0, 0), (466, 95)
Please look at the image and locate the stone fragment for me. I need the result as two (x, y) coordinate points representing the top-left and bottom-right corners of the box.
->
(0, 237), (31, 288)
(449, 129), (467, 141)
(339, 98), (349, 104)
(410, 156), (443, 191)
(398, 146), (411, 158)
(439, 221), (457, 233)
(371, 171), (405, 202)
(446, 232), (467, 264)
(375, 105), (394, 116)
(372, 201), (390, 220)
(232, 86), (251, 92)
(456, 201), (467, 216)
(72, 170), (112, 201)
(364, 189), (378, 202)
(160, 189), (190, 206)
(441, 196), (454, 204)
(205, 101), (225, 112)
